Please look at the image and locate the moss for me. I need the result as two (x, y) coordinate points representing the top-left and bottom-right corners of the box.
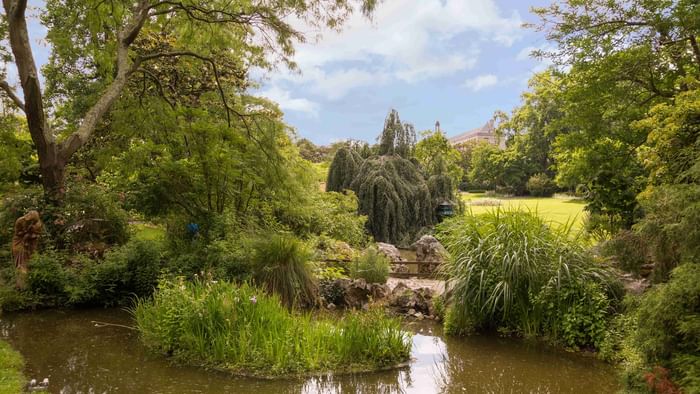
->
(0, 339), (25, 394)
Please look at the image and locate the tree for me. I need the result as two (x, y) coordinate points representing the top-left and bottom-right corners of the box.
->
(414, 129), (463, 186)
(350, 155), (433, 244)
(0, 0), (377, 203)
(377, 109), (416, 158)
(326, 146), (363, 192)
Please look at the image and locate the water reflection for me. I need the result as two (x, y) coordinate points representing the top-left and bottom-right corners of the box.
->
(0, 309), (618, 394)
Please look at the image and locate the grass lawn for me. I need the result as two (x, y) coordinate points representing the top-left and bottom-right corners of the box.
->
(130, 223), (166, 241)
(0, 340), (25, 394)
(461, 192), (587, 229)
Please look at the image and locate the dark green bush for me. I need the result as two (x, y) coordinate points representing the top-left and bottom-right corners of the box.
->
(437, 210), (620, 348)
(72, 239), (164, 306)
(26, 250), (72, 305)
(526, 173), (556, 197)
(599, 230), (649, 275)
(350, 247), (389, 284)
(631, 263), (700, 391)
(251, 234), (318, 308)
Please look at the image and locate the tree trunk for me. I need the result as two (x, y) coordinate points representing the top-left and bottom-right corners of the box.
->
(39, 144), (67, 203)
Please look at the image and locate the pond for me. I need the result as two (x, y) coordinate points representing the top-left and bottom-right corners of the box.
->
(0, 309), (619, 393)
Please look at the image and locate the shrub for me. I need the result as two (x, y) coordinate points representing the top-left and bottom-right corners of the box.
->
(133, 278), (411, 376)
(71, 239), (164, 306)
(251, 234), (318, 308)
(436, 209), (620, 348)
(26, 250), (72, 305)
(599, 230), (649, 275)
(629, 263), (700, 392)
(350, 247), (390, 284)
(526, 173), (556, 197)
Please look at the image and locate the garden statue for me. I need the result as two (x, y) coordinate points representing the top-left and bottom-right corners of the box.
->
(12, 210), (43, 289)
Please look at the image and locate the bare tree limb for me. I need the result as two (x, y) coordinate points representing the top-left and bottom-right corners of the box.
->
(0, 80), (26, 112)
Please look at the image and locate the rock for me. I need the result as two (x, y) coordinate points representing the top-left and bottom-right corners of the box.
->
(389, 283), (434, 316)
(326, 303), (336, 310)
(377, 242), (409, 273)
(412, 235), (447, 274)
(329, 278), (391, 309)
(414, 312), (424, 320)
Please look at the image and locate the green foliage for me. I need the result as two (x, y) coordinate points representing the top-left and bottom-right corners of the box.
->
(26, 250), (73, 305)
(326, 147), (363, 192)
(71, 239), (165, 306)
(599, 230), (648, 275)
(415, 130), (463, 185)
(350, 155), (433, 244)
(0, 115), (35, 189)
(0, 339), (25, 394)
(629, 263), (700, 392)
(526, 173), (555, 197)
(437, 209), (619, 348)
(350, 247), (389, 284)
(290, 191), (369, 247)
(251, 234), (318, 309)
(133, 278), (411, 376)
(377, 109), (416, 158)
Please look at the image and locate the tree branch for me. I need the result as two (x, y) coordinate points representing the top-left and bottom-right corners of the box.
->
(0, 80), (26, 111)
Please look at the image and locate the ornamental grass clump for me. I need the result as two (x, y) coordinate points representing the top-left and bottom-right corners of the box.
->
(133, 278), (411, 377)
(251, 234), (318, 309)
(350, 247), (390, 284)
(437, 209), (620, 349)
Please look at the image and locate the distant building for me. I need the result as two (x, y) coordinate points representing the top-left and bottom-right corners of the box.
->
(448, 120), (505, 149)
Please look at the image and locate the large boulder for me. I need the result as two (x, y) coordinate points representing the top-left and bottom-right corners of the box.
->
(388, 282), (434, 316)
(320, 278), (390, 309)
(411, 235), (447, 274)
(377, 242), (408, 273)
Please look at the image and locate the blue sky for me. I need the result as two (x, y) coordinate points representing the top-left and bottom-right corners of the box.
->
(15, 0), (553, 145)
(258, 0), (554, 145)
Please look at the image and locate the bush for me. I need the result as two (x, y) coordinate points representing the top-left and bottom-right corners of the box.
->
(26, 250), (72, 305)
(629, 263), (700, 392)
(599, 230), (649, 275)
(436, 209), (620, 348)
(71, 239), (164, 306)
(251, 234), (318, 308)
(133, 278), (411, 376)
(526, 173), (555, 197)
(350, 247), (390, 284)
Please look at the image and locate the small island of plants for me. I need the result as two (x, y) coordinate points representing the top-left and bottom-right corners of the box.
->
(133, 278), (411, 377)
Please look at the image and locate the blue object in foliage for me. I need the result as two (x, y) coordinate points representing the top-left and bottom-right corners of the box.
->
(187, 223), (200, 236)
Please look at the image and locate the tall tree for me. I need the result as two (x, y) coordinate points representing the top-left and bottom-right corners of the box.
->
(377, 109), (415, 158)
(0, 0), (377, 202)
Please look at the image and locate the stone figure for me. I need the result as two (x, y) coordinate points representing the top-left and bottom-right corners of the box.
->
(11, 210), (43, 289)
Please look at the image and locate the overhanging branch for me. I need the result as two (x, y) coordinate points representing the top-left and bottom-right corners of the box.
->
(0, 80), (26, 112)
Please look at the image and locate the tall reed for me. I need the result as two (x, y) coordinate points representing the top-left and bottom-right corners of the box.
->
(133, 278), (411, 376)
(437, 208), (620, 348)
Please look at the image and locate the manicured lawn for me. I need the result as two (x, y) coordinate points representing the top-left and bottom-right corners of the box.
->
(461, 192), (587, 229)
(0, 340), (25, 394)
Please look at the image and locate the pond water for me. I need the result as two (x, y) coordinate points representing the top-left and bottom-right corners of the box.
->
(0, 309), (619, 393)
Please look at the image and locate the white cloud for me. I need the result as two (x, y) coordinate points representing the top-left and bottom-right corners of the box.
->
(259, 86), (319, 117)
(263, 0), (522, 101)
(463, 74), (499, 91)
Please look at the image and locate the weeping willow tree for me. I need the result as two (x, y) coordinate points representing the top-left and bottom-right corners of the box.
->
(350, 155), (433, 244)
(427, 156), (456, 218)
(378, 109), (416, 158)
(326, 146), (363, 192)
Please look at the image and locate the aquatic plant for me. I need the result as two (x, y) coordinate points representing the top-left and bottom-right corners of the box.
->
(133, 278), (411, 377)
(437, 209), (620, 348)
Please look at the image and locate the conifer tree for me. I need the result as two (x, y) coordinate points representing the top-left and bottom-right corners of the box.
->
(326, 147), (363, 192)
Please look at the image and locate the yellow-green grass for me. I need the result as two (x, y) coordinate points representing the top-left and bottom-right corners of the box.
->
(461, 192), (587, 229)
(130, 223), (165, 241)
(0, 339), (25, 394)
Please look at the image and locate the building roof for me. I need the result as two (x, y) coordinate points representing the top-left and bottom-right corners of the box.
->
(448, 120), (496, 145)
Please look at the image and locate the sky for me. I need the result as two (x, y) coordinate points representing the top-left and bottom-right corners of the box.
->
(257, 0), (554, 145)
(14, 0), (554, 145)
